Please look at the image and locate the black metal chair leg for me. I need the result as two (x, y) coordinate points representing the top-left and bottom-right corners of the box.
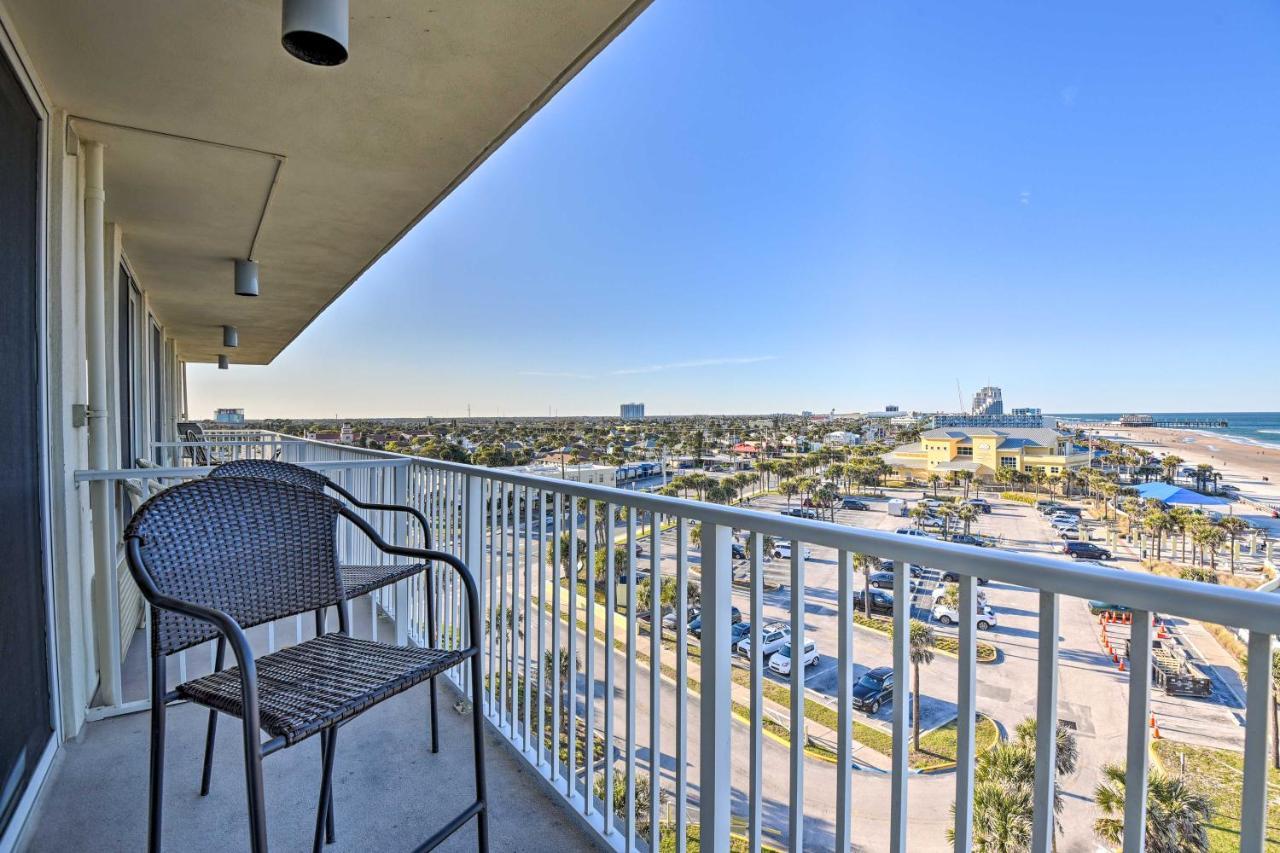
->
(313, 728), (338, 853)
(428, 676), (440, 754)
(199, 636), (226, 796)
(148, 652), (167, 853)
(319, 728), (335, 843)
(241, 714), (268, 853)
(470, 655), (490, 852)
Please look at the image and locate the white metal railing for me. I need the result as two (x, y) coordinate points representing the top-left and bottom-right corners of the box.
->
(74, 432), (1280, 853)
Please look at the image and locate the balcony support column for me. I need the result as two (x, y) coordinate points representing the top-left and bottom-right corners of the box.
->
(83, 140), (121, 705)
(698, 522), (731, 853)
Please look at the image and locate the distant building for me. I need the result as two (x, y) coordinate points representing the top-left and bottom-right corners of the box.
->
(971, 386), (1003, 415)
(932, 412), (1052, 429)
(884, 405), (900, 412)
(213, 407), (244, 425)
(620, 402), (645, 420)
(503, 462), (617, 487)
(823, 431), (861, 447)
(882, 427), (1089, 482)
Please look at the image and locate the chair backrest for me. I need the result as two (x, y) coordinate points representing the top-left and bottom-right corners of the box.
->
(125, 477), (346, 656)
(210, 458), (331, 494)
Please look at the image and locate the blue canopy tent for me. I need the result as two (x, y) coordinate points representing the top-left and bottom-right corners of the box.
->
(1132, 482), (1230, 506)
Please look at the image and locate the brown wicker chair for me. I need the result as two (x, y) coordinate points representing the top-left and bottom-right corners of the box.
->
(124, 476), (487, 853)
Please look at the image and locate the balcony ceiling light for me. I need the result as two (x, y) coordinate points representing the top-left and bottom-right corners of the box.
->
(218, 355), (230, 370)
(223, 325), (239, 348)
(282, 0), (349, 66)
(234, 259), (259, 297)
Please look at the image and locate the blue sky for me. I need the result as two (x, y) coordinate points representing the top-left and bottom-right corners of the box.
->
(190, 1), (1280, 418)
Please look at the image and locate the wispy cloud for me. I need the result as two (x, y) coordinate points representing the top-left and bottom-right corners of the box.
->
(517, 370), (595, 379)
(610, 355), (777, 376)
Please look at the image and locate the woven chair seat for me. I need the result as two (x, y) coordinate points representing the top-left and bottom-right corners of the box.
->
(339, 562), (426, 600)
(177, 633), (466, 746)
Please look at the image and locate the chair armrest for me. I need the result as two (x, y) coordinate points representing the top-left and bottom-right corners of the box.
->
(350, 500), (432, 550)
(340, 507), (480, 651)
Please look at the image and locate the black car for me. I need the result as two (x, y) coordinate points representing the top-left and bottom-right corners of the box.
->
(852, 589), (895, 616)
(729, 622), (751, 646)
(940, 571), (989, 585)
(841, 497), (870, 510)
(851, 666), (894, 714)
(731, 543), (747, 560)
(965, 499), (992, 514)
(1064, 541), (1112, 560)
(948, 534), (986, 547)
(688, 606), (744, 637)
(877, 559), (924, 577)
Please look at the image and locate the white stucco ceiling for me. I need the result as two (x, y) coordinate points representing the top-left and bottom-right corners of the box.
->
(9, 0), (650, 362)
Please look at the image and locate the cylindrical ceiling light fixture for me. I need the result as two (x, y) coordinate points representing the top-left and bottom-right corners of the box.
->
(234, 259), (259, 297)
(222, 325), (239, 348)
(282, 0), (349, 66)
(218, 355), (230, 370)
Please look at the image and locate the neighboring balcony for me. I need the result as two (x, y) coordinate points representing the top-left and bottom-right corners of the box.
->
(45, 431), (1280, 852)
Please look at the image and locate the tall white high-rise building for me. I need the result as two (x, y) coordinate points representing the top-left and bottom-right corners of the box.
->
(971, 386), (1003, 415)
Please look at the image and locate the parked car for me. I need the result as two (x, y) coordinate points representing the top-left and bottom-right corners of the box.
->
(878, 560), (925, 577)
(772, 543), (813, 560)
(731, 543), (747, 560)
(965, 498), (992, 514)
(781, 507), (818, 519)
(1087, 600), (1133, 615)
(851, 666), (894, 714)
(729, 622), (752, 645)
(1051, 516), (1080, 530)
(1035, 500), (1063, 513)
(736, 623), (790, 657)
(931, 602), (998, 630)
(1058, 526), (1083, 540)
(920, 499), (946, 511)
(768, 640), (819, 676)
(1064, 542), (1112, 560)
(948, 534), (986, 547)
(840, 497), (870, 510)
(662, 608), (697, 629)
(867, 571), (922, 593)
(939, 571), (989, 585)
(686, 606), (744, 636)
(894, 527), (930, 537)
(1054, 506), (1083, 517)
(852, 589), (895, 616)
(920, 515), (948, 530)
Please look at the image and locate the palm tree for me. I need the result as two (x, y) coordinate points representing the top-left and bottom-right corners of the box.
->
(909, 619), (935, 750)
(854, 553), (878, 616)
(1161, 455), (1184, 484)
(956, 503), (978, 537)
(927, 472), (942, 497)
(909, 504), (931, 532)
(779, 478), (800, 508)
(958, 469), (975, 500)
(1092, 763), (1212, 852)
(1217, 516), (1250, 574)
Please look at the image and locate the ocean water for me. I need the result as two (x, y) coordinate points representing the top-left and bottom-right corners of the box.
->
(1057, 412), (1280, 451)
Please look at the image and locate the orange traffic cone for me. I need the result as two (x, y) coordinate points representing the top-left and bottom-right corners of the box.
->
(1149, 713), (1156, 728)
(1112, 651), (1119, 663)
(1118, 658), (1126, 672)
(1152, 723), (1162, 740)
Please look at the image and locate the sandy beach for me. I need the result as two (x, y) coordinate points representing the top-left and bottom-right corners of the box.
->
(1083, 426), (1280, 534)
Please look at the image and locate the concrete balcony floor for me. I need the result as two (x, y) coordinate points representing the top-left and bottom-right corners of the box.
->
(21, 605), (601, 852)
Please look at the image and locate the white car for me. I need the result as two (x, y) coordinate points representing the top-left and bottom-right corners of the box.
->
(931, 603), (998, 630)
(768, 640), (819, 675)
(1050, 515), (1079, 528)
(1058, 526), (1083, 540)
(771, 543), (813, 560)
(930, 586), (988, 607)
(737, 623), (790, 658)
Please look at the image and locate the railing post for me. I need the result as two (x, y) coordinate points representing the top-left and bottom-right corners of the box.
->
(393, 462), (410, 646)
(463, 474), (485, 699)
(699, 522), (731, 853)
